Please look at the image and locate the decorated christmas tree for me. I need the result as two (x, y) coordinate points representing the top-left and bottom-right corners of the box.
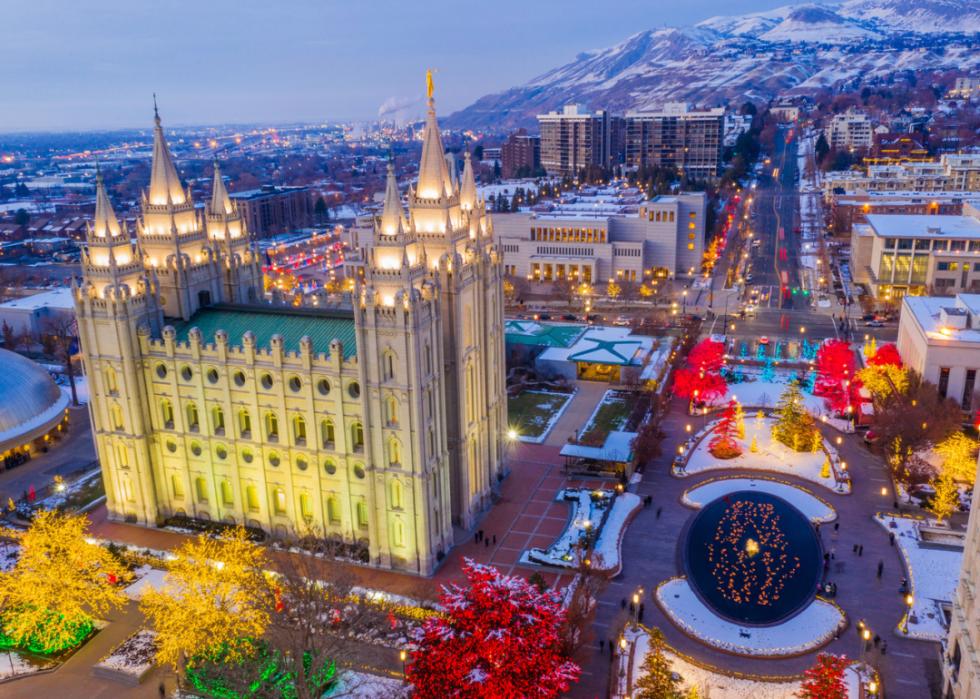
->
(797, 653), (849, 699)
(733, 399), (746, 439)
(760, 356), (776, 383)
(709, 399), (743, 459)
(634, 628), (680, 699)
(772, 382), (819, 452)
(407, 559), (580, 698)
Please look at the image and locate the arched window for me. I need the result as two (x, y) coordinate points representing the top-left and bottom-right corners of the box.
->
(355, 499), (368, 529)
(160, 400), (174, 428)
(238, 409), (251, 437)
(273, 488), (287, 515)
(245, 485), (259, 512)
(171, 474), (184, 499)
(115, 441), (129, 468)
(220, 480), (234, 506)
(326, 496), (341, 524)
(383, 351), (395, 381)
(350, 421), (364, 450)
(465, 363), (475, 423)
(392, 519), (405, 548)
(293, 415), (307, 445)
(265, 412), (279, 441)
(104, 366), (118, 394)
(388, 438), (401, 467)
(110, 402), (124, 431)
(390, 479), (403, 509)
(386, 396), (398, 426)
(211, 406), (225, 435)
(424, 344), (432, 374)
(299, 492), (312, 520)
(321, 419), (335, 448)
(186, 403), (200, 431)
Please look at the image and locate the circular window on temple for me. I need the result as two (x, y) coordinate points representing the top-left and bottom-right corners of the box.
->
(190, 442), (202, 457)
(289, 376), (302, 393)
(684, 490), (821, 625)
(215, 445), (227, 460)
(233, 371), (246, 387)
(180, 366), (193, 382)
(261, 374), (274, 390)
(353, 464), (365, 479)
(156, 364), (168, 379)
(323, 460), (337, 475)
(241, 449), (254, 464)
(269, 452), (281, 467)
(348, 381), (360, 399)
(207, 368), (219, 384)
(165, 440), (177, 453)
(296, 456), (308, 471)
(317, 379), (331, 396)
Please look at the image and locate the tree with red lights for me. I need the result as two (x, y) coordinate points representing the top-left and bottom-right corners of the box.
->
(407, 559), (580, 699)
(672, 339), (727, 405)
(687, 338), (725, 374)
(709, 399), (742, 459)
(797, 653), (849, 699)
(814, 340), (855, 414)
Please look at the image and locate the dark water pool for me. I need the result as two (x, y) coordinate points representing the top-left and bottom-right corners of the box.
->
(684, 490), (822, 625)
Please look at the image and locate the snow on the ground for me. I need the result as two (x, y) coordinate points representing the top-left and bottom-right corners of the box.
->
(592, 492), (642, 574)
(514, 390), (575, 444)
(677, 416), (849, 494)
(124, 567), (168, 600)
(54, 372), (89, 406)
(656, 578), (845, 657)
(620, 626), (867, 699)
(328, 670), (411, 698)
(0, 651), (54, 680)
(874, 513), (963, 641)
(714, 380), (851, 431)
(683, 477), (836, 523)
(94, 629), (157, 677)
(521, 488), (613, 568)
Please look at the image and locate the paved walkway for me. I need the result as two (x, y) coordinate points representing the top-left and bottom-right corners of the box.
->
(545, 381), (609, 447)
(572, 395), (943, 699)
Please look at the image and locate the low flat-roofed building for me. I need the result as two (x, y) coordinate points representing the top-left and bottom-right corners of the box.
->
(495, 187), (706, 285)
(850, 204), (980, 298)
(897, 293), (980, 412)
(0, 287), (76, 338)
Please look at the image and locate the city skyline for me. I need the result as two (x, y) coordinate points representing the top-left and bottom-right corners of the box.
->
(1, 0), (806, 133)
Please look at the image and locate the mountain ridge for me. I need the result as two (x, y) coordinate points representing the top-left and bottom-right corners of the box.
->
(446, 0), (980, 131)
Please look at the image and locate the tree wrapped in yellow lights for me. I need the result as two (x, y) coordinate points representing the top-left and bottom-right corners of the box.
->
(771, 382), (820, 453)
(935, 432), (980, 485)
(0, 510), (130, 654)
(140, 527), (271, 678)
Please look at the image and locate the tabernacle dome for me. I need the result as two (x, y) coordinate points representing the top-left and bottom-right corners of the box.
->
(0, 348), (69, 455)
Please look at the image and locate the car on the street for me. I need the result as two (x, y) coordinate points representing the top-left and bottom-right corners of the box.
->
(759, 335), (769, 345)
(561, 314), (577, 321)
(864, 320), (885, 328)
(863, 429), (879, 446)
(612, 316), (631, 327)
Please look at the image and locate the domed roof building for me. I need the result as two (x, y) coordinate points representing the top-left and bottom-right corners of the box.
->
(0, 348), (70, 456)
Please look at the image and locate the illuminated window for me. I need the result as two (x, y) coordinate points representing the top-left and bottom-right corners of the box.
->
(392, 519), (405, 548)
(350, 421), (364, 450)
(355, 499), (368, 528)
(104, 366), (118, 394)
(171, 474), (184, 499)
(115, 441), (128, 468)
(220, 480), (233, 506)
(186, 403), (199, 431)
(321, 419), (335, 447)
(265, 412), (279, 440)
(391, 479), (403, 509)
(299, 492), (312, 520)
(195, 477), (208, 503)
(388, 438), (401, 466)
(211, 406), (225, 434)
(246, 485), (259, 512)
(238, 410), (251, 437)
(327, 496), (341, 524)
(273, 488), (287, 515)
(688, 243), (695, 250)
(386, 396), (398, 426)
(160, 400), (174, 428)
(293, 415), (307, 445)
(111, 402), (124, 431)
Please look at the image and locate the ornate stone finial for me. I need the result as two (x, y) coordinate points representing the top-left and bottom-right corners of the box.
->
(153, 93), (160, 125)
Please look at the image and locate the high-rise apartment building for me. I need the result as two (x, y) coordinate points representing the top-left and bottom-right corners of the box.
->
(230, 185), (313, 238)
(537, 105), (620, 177)
(501, 129), (541, 179)
(826, 109), (873, 151)
(74, 84), (506, 576)
(625, 103), (724, 183)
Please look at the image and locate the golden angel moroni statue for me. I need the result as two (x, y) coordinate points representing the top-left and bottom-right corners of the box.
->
(426, 69), (434, 100)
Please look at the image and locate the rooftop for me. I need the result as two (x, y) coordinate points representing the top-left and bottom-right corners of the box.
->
(538, 325), (655, 366)
(504, 320), (585, 348)
(0, 287), (75, 312)
(902, 293), (980, 344)
(168, 304), (357, 358)
(866, 214), (980, 239)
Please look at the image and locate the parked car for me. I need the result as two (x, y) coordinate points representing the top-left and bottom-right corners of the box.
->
(561, 314), (577, 321)
(612, 316), (631, 327)
(864, 320), (884, 328)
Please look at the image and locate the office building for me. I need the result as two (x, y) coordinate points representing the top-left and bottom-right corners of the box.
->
(823, 154), (980, 196)
(826, 109), (873, 151)
(537, 105), (620, 177)
(501, 129), (541, 179)
(624, 103), (724, 183)
(230, 185), (313, 238)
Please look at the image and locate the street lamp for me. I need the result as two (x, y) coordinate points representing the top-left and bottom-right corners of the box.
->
(400, 649), (408, 679)
(903, 593), (914, 633)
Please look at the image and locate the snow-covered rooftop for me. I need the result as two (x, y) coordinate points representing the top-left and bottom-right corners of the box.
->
(538, 325), (654, 366)
(866, 213), (980, 239)
(902, 293), (980, 345)
(0, 287), (75, 312)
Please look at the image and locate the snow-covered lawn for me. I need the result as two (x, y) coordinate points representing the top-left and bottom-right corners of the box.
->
(618, 626), (869, 699)
(521, 489), (638, 573)
(656, 578), (845, 657)
(683, 477), (836, 524)
(676, 416), (849, 494)
(327, 670), (411, 698)
(711, 380), (852, 433)
(592, 493), (641, 574)
(507, 389), (575, 444)
(0, 651), (56, 681)
(874, 513), (963, 641)
(92, 629), (157, 685)
(123, 567), (168, 600)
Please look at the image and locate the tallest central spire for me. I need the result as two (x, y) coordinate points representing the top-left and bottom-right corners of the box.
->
(416, 70), (453, 200)
(147, 100), (187, 206)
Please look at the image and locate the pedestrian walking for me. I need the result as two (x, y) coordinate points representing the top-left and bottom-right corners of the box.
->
(877, 560), (884, 578)
(478, 529), (484, 542)
(834, 522), (839, 532)
(621, 598), (627, 609)
(492, 534), (497, 545)
(599, 639), (605, 653)
(639, 603), (645, 623)
(485, 538), (489, 548)
(159, 683), (166, 699)
(873, 634), (880, 648)
(853, 544), (858, 553)
(881, 641), (888, 655)
(889, 532), (895, 546)
(608, 639), (614, 658)
(656, 507), (662, 519)
(859, 544), (864, 556)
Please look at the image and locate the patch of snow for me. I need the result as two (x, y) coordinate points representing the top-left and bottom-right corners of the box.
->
(513, 390), (576, 444)
(874, 513), (962, 641)
(123, 568), (168, 600)
(683, 477), (836, 523)
(93, 629), (157, 678)
(592, 492), (642, 574)
(656, 577), (845, 657)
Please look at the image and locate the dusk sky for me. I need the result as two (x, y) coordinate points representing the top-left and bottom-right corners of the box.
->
(0, 0), (806, 133)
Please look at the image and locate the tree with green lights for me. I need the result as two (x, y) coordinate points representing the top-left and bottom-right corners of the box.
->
(0, 510), (130, 654)
(771, 381), (819, 452)
(634, 627), (681, 699)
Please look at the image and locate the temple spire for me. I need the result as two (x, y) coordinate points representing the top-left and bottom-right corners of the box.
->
(92, 167), (122, 238)
(379, 162), (406, 235)
(459, 152), (477, 211)
(147, 100), (186, 206)
(209, 161), (233, 216)
(416, 71), (452, 199)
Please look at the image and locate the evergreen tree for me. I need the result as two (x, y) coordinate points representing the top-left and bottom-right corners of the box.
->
(733, 399), (746, 439)
(634, 628), (680, 699)
(772, 382), (818, 452)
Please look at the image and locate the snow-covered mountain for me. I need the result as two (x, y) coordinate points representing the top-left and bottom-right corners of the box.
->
(446, 0), (980, 131)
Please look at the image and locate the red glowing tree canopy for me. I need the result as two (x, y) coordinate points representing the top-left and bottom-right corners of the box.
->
(407, 559), (580, 699)
(797, 653), (849, 699)
(815, 340), (855, 387)
(709, 399), (742, 458)
(672, 339), (728, 402)
(868, 342), (902, 367)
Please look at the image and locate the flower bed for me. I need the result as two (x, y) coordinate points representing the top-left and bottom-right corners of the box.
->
(0, 650), (56, 682)
(655, 577), (845, 657)
(92, 629), (157, 686)
(578, 391), (636, 446)
(592, 493), (641, 575)
(507, 389), (575, 443)
(520, 488), (612, 568)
